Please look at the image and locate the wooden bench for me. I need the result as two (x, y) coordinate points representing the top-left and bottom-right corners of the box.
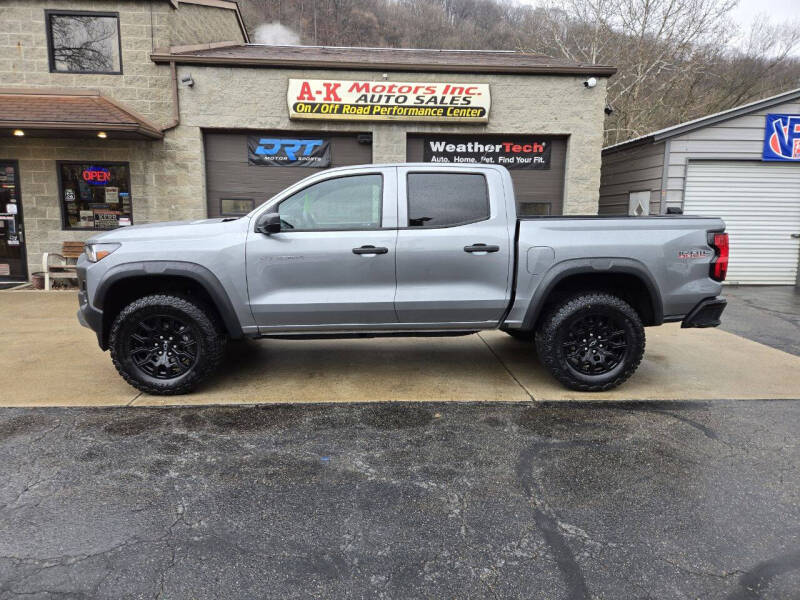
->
(42, 242), (84, 290)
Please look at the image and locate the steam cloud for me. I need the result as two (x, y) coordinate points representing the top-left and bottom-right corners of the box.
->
(254, 22), (301, 45)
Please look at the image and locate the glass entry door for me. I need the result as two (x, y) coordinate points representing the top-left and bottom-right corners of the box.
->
(0, 160), (26, 280)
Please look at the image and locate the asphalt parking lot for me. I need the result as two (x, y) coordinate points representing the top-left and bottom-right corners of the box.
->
(1, 400), (799, 599)
(720, 285), (800, 356)
(0, 286), (798, 598)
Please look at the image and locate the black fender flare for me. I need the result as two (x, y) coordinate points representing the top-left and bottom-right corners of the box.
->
(94, 261), (243, 339)
(520, 258), (664, 330)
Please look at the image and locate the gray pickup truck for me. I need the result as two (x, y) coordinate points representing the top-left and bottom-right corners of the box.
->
(77, 163), (728, 395)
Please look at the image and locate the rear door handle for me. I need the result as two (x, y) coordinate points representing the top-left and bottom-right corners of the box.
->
(464, 243), (500, 253)
(353, 245), (389, 255)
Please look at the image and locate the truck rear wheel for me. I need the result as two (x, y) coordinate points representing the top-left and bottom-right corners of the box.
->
(109, 294), (226, 395)
(534, 292), (645, 391)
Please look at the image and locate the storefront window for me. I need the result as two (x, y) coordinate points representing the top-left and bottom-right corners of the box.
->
(59, 162), (133, 230)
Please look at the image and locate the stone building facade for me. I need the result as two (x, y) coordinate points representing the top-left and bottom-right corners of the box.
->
(0, 0), (246, 278)
(0, 0), (613, 280)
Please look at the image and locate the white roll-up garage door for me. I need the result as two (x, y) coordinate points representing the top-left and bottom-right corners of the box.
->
(684, 161), (800, 285)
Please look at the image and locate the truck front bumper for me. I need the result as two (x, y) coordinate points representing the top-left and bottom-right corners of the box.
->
(681, 296), (727, 328)
(76, 264), (106, 349)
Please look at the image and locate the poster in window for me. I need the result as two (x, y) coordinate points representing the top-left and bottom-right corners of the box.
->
(247, 136), (331, 167)
(79, 210), (94, 227)
(94, 210), (120, 229)
(422, 136), (552, 170)
(105, 186), (119, 203)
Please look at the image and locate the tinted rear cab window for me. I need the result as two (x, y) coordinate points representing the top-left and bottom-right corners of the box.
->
(407, 173), (489, 227)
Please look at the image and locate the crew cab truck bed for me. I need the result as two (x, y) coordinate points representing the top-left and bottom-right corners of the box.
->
(76, 163), (727, 395)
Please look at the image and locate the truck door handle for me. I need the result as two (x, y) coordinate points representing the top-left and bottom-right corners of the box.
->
(352, 245), (388, 255)
(464, 243), (500, 253)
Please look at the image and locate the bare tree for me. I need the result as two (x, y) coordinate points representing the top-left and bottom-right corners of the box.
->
(235, 0), (800, 144)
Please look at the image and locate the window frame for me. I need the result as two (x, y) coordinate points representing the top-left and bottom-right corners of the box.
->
(220, 198), (255, 217)
(273, 173), (385, 233)
(45, 9), (123, 75)
(56, 160), (132, 231)
(403, 171), (491, 229)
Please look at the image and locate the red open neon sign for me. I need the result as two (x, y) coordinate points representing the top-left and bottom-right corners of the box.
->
(82, 166), (111, 185)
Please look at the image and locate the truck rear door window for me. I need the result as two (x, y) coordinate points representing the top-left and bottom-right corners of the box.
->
(407, 173), (489, 228)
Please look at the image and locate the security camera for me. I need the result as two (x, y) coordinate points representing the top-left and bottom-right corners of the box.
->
(604, 104), (614, 115)
(584, 77), (597, 88)
(180, 73), (194, 87)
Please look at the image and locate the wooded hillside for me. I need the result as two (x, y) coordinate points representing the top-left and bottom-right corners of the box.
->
(238, 0), (800, 145)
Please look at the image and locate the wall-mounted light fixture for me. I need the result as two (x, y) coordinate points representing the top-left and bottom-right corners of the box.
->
(97, 131), (108, 139)
(13, 129), (24, 136)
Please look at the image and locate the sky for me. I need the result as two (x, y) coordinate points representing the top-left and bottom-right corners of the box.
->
(732, 0), (800, 27)
(517, 0), (800, 27)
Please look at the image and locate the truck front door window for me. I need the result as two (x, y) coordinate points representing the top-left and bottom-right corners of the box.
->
(278, 174), (382, 230)
(407, 173), (489, 227)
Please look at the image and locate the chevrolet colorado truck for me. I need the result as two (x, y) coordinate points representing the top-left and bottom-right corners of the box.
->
(76, 163), (728, 395)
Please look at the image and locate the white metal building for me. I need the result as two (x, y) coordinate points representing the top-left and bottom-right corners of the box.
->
(600, 88), (800, 285)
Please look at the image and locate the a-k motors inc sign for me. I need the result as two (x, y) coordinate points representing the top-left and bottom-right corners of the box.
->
(287, 79), (490, 123)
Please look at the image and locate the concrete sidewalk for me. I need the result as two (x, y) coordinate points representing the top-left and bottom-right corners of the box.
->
(1, 290), (799, 406)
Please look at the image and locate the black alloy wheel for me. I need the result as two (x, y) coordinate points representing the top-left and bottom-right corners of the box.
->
(561, 313), (628, 376)
(127, 314), (199, 380)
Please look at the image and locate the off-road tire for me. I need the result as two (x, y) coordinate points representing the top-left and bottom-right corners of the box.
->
(534, 292), (645, 392)
(109, 294), (226, 395)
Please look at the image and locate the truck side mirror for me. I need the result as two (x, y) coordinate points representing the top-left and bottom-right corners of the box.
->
(256, 212), (282, 235)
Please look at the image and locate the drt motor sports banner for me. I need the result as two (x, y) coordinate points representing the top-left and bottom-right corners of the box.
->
(287, 79), (490, 123)
(248, 136), (331, 167)
(422, 136), (552, 169)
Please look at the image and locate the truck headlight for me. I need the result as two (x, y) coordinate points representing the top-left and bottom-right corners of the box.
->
(84, 243), (120, 262)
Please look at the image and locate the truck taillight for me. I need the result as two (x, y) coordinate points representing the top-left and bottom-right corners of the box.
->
(709, 232), (728, 282)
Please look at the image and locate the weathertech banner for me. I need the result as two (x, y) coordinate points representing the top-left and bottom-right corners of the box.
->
(422, 136), (552, 169)
(287, 79), (490, 123)
(247, 136), (331, 167)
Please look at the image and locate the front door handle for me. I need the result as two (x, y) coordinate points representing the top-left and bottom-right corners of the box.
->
(464, 243), (500, 253)
(353, 245), (389, 255)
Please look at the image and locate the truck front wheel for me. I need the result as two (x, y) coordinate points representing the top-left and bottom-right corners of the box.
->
(535, 292), (645, 391)
(109, 294), (226, 395)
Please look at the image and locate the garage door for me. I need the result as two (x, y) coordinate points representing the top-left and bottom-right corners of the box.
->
(204, 131), (372, 217)
(684, 161), (800, 285)
(406, 135), (566, 216)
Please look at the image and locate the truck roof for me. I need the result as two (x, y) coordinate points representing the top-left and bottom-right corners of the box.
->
(321, 163), (512, 173)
